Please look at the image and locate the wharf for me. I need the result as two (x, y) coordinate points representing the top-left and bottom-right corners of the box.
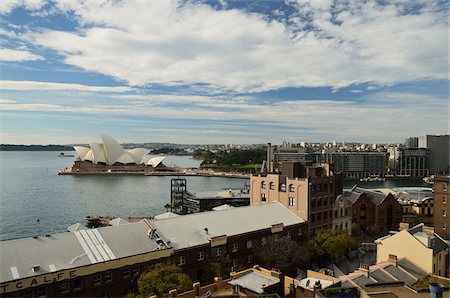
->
(58, 167), (249, 179)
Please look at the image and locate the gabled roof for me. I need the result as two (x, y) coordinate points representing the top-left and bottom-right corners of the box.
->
(148, 202), (305, 250)
(343, 186), (391, 206)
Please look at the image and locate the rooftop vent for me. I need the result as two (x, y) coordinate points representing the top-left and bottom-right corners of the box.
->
(32, 265), (40, 272)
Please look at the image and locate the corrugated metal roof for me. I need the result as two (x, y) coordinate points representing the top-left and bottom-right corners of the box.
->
(149, 202), (305, 250)
(0, 221), (164, 283)
(228, 271), (278, 294)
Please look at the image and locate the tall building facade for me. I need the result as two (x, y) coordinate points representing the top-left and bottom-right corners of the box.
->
(418, 135), (449, 175)
(323, 152), (387, 179)
(404, 137), (419, 148)
(250, 162), (344, 236)
(434, 176), (449, 240)
(388, 147), (429, 177)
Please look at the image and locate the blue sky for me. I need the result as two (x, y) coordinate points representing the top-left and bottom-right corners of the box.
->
(0, 0), (448, 145)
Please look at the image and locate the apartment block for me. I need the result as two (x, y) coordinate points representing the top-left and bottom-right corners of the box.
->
(250, 162), (344, 236)
(434, 176), (450, 240)
(419, 135), (449, 175)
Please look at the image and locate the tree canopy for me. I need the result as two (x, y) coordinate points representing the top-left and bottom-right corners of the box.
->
(197, 148), (266, 168)
(307, 230), (358, 265)
(256, 236), (309, 275)
(137, 264), (192, 297)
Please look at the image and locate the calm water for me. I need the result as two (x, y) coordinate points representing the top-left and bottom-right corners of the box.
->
(0, 152), (246, 241)
(0, 152), (430, 241)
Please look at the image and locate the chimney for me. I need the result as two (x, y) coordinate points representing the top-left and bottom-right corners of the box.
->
(399, 222), (409, 231)
(359, 263), (370, 278)
(388, 254), (398, 267)
(429, 283), (443, 298)
(423, 226), (435, 237)
(313, 280), (322, 290)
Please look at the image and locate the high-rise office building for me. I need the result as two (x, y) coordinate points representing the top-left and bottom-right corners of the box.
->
(418, 135), (449, 175)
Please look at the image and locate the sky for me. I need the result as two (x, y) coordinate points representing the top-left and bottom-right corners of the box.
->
(0, 0), (448, 145)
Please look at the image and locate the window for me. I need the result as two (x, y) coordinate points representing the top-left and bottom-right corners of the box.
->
(247, 255), (253, 264)
(178, 256), (186, 265)
(23, 289), (33, 298)
(38, 286), (47, 297)
(274, 233), (280, 241)
(269, 182), (275, 190)
(318, 198), (322, 207)
(443, 210), (447, 217)
(232, 259), (238, 268)
(261, 181), (266, 189)
(246, 240), (253, 249)
(443, 184), (447, 192)
(93, 274), (102, 286)
(261, 193), (267, 202)
(317, 212), (322, 221)
(122, 268), (131, 279)
(280, 183), (286, 192)
(443, 196), (447, 204)
(232, 243), (238, 252)
(311, 213), (316, 222)
(443, 222), (447, 230)
(286, 231), (291, 238)
(261, 237), (266, 246)
(289, 197), (296, 207)
(311, 198), (316, 208)
(216, 247), (222, 256)
(289, 184), (295, 192)
(104, 271), (112, 283)
(60, 281), (70, 293)
(324, 211), (328, 220)
(197, 251), (205, 261)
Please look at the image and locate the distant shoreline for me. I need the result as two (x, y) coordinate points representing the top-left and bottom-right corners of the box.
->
(0, 145), (74, 151)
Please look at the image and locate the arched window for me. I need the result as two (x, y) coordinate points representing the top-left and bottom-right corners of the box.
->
(289, 184), (295, 192)
(269, 182), (275, 190)
(280, 183), (286, 192)
(261, 181), (266, 189)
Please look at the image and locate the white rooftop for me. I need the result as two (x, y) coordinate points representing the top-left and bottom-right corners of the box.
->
(229, 271), (278, 294)
(298, 277), (333, 290)
(0, 220), (166, 284)
(149, 202), (305, 250)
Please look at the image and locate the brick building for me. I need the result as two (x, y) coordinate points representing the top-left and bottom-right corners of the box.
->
(250, 162), (344, 236)
(343, 186), (402, 234)
(434, 176), (450, 240)
(0, 203), (306, 297)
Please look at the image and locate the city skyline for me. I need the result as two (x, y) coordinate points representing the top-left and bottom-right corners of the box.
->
(0, 0), (448, 144)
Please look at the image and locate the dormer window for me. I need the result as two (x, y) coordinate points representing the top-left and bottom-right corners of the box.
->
(261, 181), (266, 189)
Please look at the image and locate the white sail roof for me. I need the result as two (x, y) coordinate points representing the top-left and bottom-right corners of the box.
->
(73, 134), (159, 166)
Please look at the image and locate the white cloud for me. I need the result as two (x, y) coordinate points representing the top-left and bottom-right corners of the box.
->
(19, 0), (446, 92)
(0, 0), (46, 14)
(0, 48), (43, 62)
(0, 80), (133, 92)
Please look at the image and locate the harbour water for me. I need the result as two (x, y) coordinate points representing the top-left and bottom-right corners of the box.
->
(0, 151), (430, 241)
(0, 151), (246, 241)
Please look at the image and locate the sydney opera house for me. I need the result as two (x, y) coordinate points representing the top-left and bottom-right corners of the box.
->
(70, 134), (169, 173)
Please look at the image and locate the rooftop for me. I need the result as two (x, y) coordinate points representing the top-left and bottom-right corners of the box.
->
(228, 271), (278, 294)
(148, 202), (305, 250)
(0, 220), (169, 284)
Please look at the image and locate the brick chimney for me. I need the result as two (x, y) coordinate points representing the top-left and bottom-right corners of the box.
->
(399, 222), (409, 231)
(359, 263), (370, 277)
(388, 254), (398, 267)
(423, 226), (435, 237)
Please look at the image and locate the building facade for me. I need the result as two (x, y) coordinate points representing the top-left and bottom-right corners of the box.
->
(387, 147), (429, 178)
(332, 195), (353, 235)
(323, 152), (387, 179)
(250, 162), (344, 236)
(343, 186), (403, 234)
(434, 176), (450, 240)
(418, 135), (449, 175)
(376, 223), (449, 277)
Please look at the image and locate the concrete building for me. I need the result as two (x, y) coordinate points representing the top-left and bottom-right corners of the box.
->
(323, 152), (387, 179)
(342, 186), (403, 234)
(434, 176), (450, 240)
(405, 137), (419, 148)
(250, 162), (344, 236)
(398, 195), (434, 226)
(332, 195), (353, 236)
(388, 147), (429, 178)
(418, 135), (449, 175)
(375, 223), (449, 277)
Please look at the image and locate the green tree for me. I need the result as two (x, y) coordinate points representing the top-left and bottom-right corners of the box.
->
(256, 236), (309, 276)
(307, 230), (358, 266)
(137, 264), (192, 297)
